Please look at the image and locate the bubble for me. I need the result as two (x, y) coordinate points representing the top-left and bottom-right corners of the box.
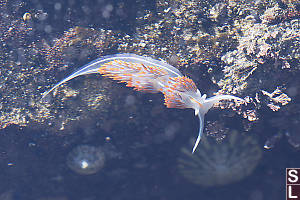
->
(287, 86), (298, 97)
(44, 25), (52, 33)
(66, 145), (105, 175)
(54, 3), (62, 11)
(102, 4), (114, 19)
(125, 95), (136, 106)
(105, 4), (114, 12)
(81, 5), (91, 15)
(163, 122), (180, 141)
(178, 131), (262, 186)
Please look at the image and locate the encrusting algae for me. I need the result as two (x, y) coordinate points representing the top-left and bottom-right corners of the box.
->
(0, 0), (298, 149)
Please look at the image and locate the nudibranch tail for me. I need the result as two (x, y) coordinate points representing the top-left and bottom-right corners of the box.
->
(192, 113), (205, 154)
(41, 54), (183, 100)
(40, 58), (104, 100)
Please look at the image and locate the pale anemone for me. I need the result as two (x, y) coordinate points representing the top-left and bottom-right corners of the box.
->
(177, 131), (262, 186)
(67, 145), (105, 175)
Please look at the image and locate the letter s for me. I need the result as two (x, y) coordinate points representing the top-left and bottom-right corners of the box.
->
(288, 170), (298, 183)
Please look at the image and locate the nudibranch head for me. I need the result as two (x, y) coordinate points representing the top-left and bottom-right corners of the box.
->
(191, 94), (245, 153)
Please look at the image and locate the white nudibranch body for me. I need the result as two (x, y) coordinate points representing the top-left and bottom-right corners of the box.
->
(41, 53), (244, 153)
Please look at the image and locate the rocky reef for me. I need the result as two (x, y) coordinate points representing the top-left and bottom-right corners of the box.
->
(1, 0), (298, 137)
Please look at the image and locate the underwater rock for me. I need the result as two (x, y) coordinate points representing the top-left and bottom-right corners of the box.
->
(178, 131), (262, 186)
(0, 0), (299, 152)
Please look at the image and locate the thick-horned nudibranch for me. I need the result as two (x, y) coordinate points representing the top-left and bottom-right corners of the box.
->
(41, 54), (244, 153)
